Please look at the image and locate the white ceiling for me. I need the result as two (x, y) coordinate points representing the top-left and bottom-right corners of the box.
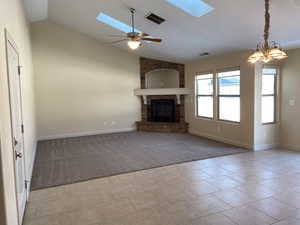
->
(25, 0), (300, 63)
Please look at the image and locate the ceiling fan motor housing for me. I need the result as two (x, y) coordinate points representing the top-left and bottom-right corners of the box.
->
(127, 32), (142, 40)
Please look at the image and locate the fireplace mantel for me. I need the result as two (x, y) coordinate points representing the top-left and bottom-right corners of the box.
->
(134, 88), (192, 104)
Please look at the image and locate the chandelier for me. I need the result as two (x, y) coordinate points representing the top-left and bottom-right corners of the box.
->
(248, 0), (287, 64)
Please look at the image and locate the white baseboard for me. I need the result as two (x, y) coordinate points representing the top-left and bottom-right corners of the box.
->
(281, 144), (300, 152)
(253, 143), (280, 151)
(38, 127), (136, 141)
(189, 128), (252, 149)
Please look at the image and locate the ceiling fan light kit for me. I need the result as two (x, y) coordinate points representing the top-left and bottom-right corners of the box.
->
(248, 0), (287, 64)
(107, 8), (162, 50)
(128, 40), (141, 50)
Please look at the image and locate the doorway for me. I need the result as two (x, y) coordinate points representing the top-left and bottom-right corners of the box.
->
(5, 30), (27, 224)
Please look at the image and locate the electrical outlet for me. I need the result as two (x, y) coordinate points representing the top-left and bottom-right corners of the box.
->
(111, 121), (116, 126)
(104, 121), (107, 126)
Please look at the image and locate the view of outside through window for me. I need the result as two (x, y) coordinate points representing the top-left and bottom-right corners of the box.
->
(262, 68), (277, 124)
(196, 74), (213, 118)
(217, 70), (240, 122)
(196, 70), (240, 122)
(196, 68), (277, 124)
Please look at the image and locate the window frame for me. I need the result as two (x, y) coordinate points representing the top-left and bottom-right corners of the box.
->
(216, 69), (241, 124)
(195, 73), (214, 119)
(261, 66), (278, 125)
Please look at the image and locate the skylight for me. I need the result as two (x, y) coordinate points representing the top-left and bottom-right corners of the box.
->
(166, 0), (214, 17)
(96, 13), (142, 33)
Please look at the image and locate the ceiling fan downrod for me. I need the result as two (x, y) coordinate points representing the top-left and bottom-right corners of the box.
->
(130, 8), (136, 33)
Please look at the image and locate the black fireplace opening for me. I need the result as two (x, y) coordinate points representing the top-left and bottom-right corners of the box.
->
(150, 99), (176, 122)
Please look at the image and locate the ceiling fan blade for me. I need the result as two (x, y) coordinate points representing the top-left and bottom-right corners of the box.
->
(142, 38), (162, 42)
(109, 39), (128, 44)
(138, 33), (150, 37)
(109, 35), (128, 38)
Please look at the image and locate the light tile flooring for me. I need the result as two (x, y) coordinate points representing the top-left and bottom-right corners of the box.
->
(24, 149), (300, 225)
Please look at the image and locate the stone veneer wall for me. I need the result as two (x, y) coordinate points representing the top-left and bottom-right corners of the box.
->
(137, 57), (188, 132)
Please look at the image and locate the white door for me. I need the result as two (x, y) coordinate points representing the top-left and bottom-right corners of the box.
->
(6, 35), (27, 224)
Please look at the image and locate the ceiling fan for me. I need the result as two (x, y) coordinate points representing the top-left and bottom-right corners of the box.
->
(110, 8), (162, 50)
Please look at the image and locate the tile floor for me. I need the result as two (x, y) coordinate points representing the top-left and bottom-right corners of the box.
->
(23, 149), (300, 225)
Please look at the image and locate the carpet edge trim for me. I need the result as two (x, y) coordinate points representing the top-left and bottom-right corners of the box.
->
(37, 127), (136, 141)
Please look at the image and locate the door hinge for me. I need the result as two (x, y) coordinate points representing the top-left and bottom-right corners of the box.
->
(18, 65), (21, 76)
(21, 124), (24, 133)
(25, 180), (29, 190)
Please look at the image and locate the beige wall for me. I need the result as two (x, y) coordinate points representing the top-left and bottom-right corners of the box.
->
(31, 21), (140, 140)
(185, 52), (255, 148)
(280, 48), (300, 150)
(0, 0), (37, 224)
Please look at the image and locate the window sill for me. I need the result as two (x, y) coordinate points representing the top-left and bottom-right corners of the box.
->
(195, 116), (213, 121)
(217, 119), (240, 125)
(262, 122), (277, 126)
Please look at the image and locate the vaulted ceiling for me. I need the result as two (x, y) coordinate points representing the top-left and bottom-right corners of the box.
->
(25, 0), (300, 63)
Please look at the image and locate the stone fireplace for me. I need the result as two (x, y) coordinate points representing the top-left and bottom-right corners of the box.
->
(134, 57), (192, 132)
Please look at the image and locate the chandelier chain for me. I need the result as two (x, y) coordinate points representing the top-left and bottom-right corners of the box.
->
(264, 0), (270, 48)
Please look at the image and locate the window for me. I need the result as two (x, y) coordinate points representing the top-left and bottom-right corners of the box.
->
(217, 70), (241, 122)
(166, 0), (214, 17)
(196, 73), (214, 118)
(261, 67), (277, 124)
(97, 13), (143, 33)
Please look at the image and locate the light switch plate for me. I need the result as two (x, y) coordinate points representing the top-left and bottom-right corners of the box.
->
(289, 99), (296, 106)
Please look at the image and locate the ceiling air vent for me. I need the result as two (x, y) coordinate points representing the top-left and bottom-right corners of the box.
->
(200, 52), (210, 57)
(146, 13), (165, 24)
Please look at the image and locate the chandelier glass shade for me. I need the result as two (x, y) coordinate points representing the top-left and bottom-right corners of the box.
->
(248, 43), (288, 64)
(248, 0), (287, 64)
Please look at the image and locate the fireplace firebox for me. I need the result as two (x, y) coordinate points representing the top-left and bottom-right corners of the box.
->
(150, 99), (176, 122)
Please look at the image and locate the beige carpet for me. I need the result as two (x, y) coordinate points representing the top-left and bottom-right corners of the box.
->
(31, 132), (248, 190)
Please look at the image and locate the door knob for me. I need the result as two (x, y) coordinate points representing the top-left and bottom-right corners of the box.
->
(15, 151), (22, 159)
